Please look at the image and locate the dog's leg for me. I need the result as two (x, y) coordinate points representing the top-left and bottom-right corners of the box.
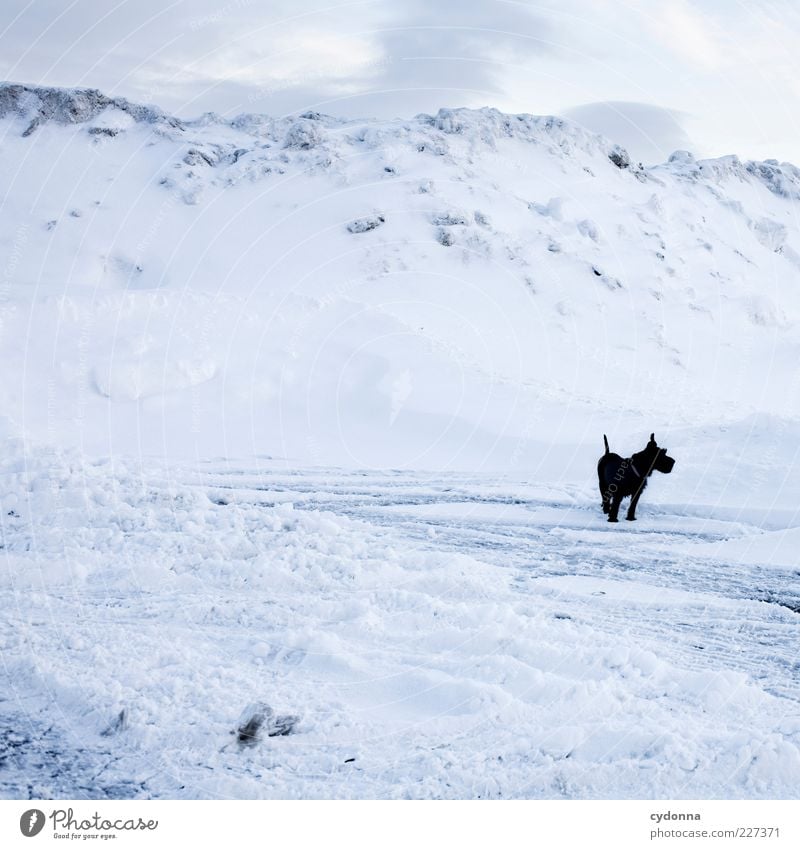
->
(626, 488), (643, 521)
(608, 493), (622, 522)
(599, 473), (610, 513)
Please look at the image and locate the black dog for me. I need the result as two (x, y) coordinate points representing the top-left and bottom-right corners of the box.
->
(597, 433), (675, 522)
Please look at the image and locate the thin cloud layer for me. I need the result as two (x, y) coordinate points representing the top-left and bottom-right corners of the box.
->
(1, 0), (800, 161)
(564, 101), (694, 166)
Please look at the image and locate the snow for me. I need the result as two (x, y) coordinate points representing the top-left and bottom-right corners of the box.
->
(1, 85), (800, 799)
(3, 87), (800, 465)
(2, 450), (799, 799)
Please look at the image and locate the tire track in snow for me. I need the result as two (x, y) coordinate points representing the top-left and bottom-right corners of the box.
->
(187, 463), (800, 706)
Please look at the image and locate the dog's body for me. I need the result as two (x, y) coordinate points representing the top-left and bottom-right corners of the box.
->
(597, 433), (675, 522)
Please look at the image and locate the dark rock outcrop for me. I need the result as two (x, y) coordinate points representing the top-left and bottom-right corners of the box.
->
(0, 83), (183, 136)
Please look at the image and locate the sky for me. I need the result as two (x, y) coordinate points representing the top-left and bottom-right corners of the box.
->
(1, 0), (800, 165)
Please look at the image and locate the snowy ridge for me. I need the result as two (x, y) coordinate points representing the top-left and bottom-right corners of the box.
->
(4, 83), (800, 194)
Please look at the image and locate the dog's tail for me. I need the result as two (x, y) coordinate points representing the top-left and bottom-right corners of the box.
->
(603, 434), (610, 455)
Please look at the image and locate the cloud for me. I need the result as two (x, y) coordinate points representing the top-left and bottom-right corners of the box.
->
(563, 101), (695, 165)
(372, 0), (553, 107)
(173, 0), (556, 118)
(0, 0), (554, 119)
(639, 1), (725, 71)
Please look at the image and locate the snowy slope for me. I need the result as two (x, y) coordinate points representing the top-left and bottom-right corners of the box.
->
(2, 83), (800, 472)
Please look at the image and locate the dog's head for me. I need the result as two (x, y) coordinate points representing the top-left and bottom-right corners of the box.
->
(646, 433), (675, 474)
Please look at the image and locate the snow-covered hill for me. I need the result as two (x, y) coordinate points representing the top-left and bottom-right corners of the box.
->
(2, 83), (800, 473)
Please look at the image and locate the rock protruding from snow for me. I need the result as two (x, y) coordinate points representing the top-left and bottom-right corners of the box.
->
(431, 209), (470, 226)
(0, 83), (182, 136)
(416, 106), (645, 172)
(284, 119), (324, 150)
(436, 227), (455, 247)
(347, 214), (385, 234)
(745, 159), (800, 200)
(608, 144), (631, 169)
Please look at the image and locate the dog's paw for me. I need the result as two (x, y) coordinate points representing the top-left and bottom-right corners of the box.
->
(607, 517), (619, 523)
(625, 516), (636, 521)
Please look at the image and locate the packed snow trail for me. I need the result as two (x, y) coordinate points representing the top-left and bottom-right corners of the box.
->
(2, 453), (799, 800)
(196, 463), (800, 703)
